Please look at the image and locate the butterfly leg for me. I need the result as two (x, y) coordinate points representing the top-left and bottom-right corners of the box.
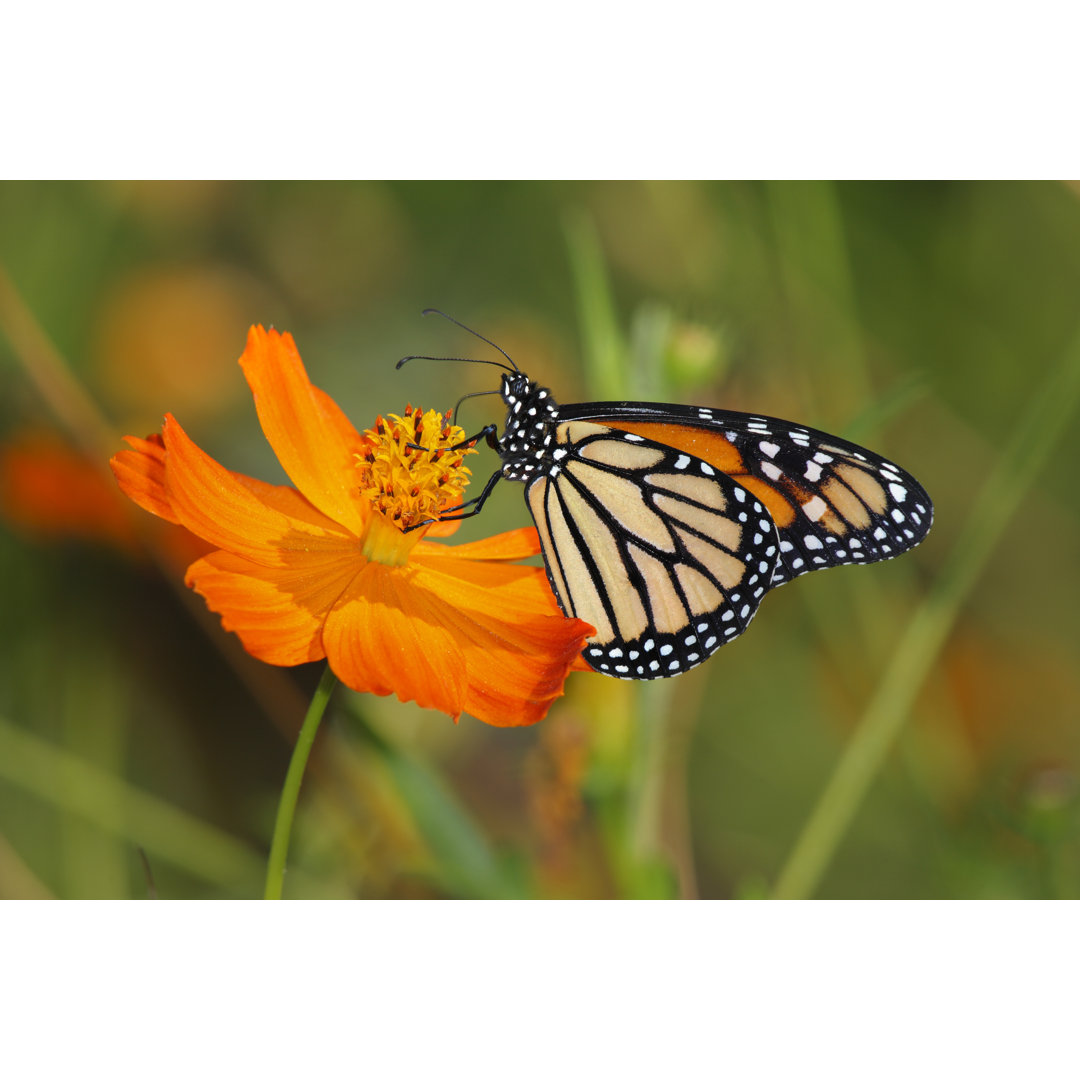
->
(407, 423), (500, 455)
(401, 467), (505, 532)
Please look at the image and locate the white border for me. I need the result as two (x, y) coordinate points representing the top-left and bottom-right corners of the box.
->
(3, 902), (1076, 1077)
(5, 4), (1078, 178)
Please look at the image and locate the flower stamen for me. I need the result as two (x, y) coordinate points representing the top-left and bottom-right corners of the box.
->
(355, 405), (476, 564)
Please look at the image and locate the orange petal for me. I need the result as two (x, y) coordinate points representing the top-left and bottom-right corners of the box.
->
(322, 552), (592, 726)
(112, 429), (340, 536)
(238, 326), (369, 537)
(414, 556), (563, 615)
(109, 433), (179, 525)
(417, 525), (542, 562)
(185, 550), (362, 666)
(160, 413), (358, 567)
(231, 471), (356, 532)
(321, 562), (469, 717)
(416, 557), (592, 727)
(423, 517), (463, 539)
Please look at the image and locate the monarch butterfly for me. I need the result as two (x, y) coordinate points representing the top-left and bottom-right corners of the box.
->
(400, 313), (933, 680)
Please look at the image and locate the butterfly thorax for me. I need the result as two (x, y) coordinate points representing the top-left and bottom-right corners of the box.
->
(498, 372), (561, 482)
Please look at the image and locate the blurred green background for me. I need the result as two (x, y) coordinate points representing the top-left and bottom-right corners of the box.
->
(1, 181), (1077, 899)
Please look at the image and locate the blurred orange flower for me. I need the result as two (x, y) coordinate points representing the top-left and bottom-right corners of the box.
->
(0, 431), (211, 571)
(110, 326), (593, 727)
(2, 433), (139, 551)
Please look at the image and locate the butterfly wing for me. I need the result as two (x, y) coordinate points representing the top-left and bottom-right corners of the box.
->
(523, 419), (780, 679)
(557, 402), (933, 588)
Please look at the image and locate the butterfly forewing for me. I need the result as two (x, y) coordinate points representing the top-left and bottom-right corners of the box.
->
(522, 421), (780, 679)
(557, 402), (933, 588)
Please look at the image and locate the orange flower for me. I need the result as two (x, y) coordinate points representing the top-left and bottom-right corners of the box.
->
(110, 326), (593, 727)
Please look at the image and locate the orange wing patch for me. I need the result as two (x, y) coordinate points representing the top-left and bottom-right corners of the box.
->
(603, 420), (802, 529)
(602, 420), (746, 473)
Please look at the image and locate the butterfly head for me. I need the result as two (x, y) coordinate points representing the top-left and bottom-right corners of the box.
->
(498, 371), (560, 473)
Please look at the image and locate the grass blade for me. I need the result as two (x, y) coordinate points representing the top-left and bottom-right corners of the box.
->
(0, 714), (267, 892)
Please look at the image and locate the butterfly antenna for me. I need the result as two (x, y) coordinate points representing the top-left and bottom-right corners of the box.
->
(451, 388), (502, 424)
(396, 353), (514, 373)
(421, 308), (521, 372)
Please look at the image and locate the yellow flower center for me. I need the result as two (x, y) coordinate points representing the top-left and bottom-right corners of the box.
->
(355, 405), (476, 566)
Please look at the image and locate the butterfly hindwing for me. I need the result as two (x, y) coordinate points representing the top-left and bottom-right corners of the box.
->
(521, 420), (780, 679)
(556, 402), (933, 588)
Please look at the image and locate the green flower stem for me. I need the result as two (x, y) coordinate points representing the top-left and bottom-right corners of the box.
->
(773, 325), (1080, 899)
(264, 665), (339, 900)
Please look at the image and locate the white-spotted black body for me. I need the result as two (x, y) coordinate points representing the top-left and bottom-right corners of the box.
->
(497, 372), (561, 483)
